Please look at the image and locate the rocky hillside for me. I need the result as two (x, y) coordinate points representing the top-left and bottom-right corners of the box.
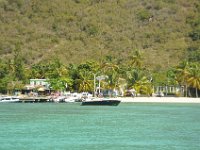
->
(0, 0), (199, 70)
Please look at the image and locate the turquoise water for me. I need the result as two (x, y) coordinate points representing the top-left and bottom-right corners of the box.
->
(0, 103), (200, 150)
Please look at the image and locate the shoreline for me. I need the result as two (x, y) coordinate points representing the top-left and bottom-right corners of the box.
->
(1, 95), (200, 104)
(114, 97), (200, 103)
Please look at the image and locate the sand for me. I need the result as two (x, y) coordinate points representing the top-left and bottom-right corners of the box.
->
(113, 97), (200, 103)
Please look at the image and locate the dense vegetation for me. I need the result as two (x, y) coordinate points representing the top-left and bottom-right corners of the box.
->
(0, 0), (199, 97)
(0, 48), (199, 97)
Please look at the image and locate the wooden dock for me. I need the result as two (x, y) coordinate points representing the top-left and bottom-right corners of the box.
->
(19, 97), (49, 103)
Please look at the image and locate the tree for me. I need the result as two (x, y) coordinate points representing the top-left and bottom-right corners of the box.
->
(30, 64), (46, 79)
(167, 68), (179, 86)
(76, 70), (93, 92)
(187, 63), (200, 98)
(71, 61), (101, 93)
(0, 60), (14, 93)
(132, 76), (153, 96)
(13, 43), (25, 81)
(175, 61), (190, 97)
(7, 80), (24, 95)
(100, 61), (121, 92)
(128, 50), (143, 69)
(105, 71), (119, 90)
(101, 62), (119, 73)
(126, 68), (144, 88)
(48, 77), (73, 92)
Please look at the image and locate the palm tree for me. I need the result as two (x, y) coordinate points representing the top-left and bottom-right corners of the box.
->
(126, 68), (144, 88)
(105, 71), (119, 90)
(76, 70), (93, 92)
(167, 68), (179, 86)
(175, 61), (190, 97)
(128, 50), (143, 68)
(13, 43), (25, 81)
(101, 62), (120, 92)
(187, 63), (200, 98)
(132, 76), (153, 96)
(7, 81), (24, 95)
(31, 64), (46, 79)
(6, 59), (15, 75)
(101, 62), (119, 74)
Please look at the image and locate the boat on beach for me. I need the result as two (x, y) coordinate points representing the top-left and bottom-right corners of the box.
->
(81, 98), (121, 106)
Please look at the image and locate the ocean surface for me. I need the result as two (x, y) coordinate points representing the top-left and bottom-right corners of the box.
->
(0, 103), (200, 150)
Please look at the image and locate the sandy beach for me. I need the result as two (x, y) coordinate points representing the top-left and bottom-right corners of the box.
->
(114, 97), (200, 103)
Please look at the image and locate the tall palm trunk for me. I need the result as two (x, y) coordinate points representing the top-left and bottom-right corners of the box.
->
(196, 88), (198, 98)
(185, 83), (188, 97)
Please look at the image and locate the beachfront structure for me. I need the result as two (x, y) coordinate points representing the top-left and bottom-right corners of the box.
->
(22, 79), (50, 96)
(154, 85), (184, 96)
(30, 79), (50, 89)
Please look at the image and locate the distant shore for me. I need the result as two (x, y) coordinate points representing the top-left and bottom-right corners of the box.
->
(114, 97), (200, 103)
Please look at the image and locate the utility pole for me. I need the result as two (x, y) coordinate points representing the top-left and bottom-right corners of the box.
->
(96, 75), (108, 97)
(93, 73), (96, 97)
(166, 54), (170, 96)
(98, 79), (101, 95)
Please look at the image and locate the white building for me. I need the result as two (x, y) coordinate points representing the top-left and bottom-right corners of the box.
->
(30, 79), (49, 88)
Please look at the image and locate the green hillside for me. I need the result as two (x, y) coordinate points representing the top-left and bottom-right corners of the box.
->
(0, 0), (200, 69)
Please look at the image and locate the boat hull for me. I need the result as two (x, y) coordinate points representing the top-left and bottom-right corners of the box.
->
(81, 100), (120, 106)
(0, 100), (19, 103)
(0, 97), (19, 103)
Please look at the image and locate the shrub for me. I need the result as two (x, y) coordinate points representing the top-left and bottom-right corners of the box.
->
(189, 28), (200, 41)
(136, 9), (152, 21)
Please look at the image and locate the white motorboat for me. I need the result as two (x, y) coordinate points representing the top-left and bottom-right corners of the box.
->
(0, 96), (20, 103)
(64, 95), (82, 103)
(64, 97), (77, 103)
(52, 96), (65, 102)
